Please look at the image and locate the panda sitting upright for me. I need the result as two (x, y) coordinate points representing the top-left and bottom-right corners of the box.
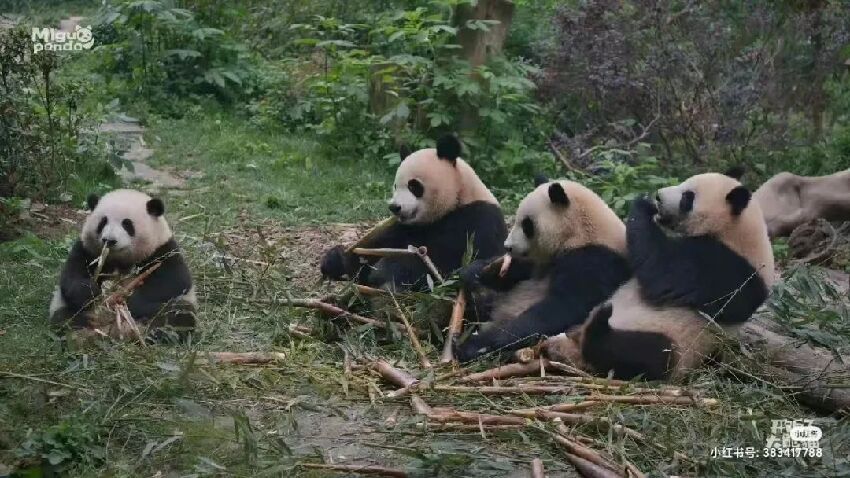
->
(320, 135), (507, 291)
(456, 177), (632, 361)
(573, 172), (775, 380)
(49, 189), (197, 334)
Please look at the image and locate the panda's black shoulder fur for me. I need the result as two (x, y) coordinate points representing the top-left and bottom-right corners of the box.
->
(626, 198), (768, 324)
(58, 238), (193, 324)
(353, 201), (507, 290)
(456, 245), (631, 361)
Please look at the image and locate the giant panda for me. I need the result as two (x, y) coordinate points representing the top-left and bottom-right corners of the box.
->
(575, 172), (775, 381)
(455, 177), (631, 361)
(320, 135), (507, 291)
(49, 189), (197, 334)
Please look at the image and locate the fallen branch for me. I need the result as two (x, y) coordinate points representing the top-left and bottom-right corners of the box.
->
(372, 360), (418, 388)
(440, 289), (466, 363)
(299, 463), (407, 478)
(391, 295), (431, 369)
(510, 401), (601, 416)
(531, 458), (545, 478)
(203, 352), (286, 365)
(104, 262), (163, 307)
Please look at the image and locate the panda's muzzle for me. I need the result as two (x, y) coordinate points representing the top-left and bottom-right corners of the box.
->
(101, 238), (118, 248)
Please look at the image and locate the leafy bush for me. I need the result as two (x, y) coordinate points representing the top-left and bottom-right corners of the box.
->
(15, 420), (105, 474)
(95, 0), (256, 115)
(250, 2), (547, 185)
(0, 27), (115, 208)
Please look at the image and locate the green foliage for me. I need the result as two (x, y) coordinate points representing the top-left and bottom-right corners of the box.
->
(95, 0), (255, 115)
(768, 266), (850, 350)
(0, 27), (116, 210)
(250, 2), (544, 184)
(15, 420), (105, 474)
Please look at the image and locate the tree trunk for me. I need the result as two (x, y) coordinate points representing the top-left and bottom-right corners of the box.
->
(454, 0), (515, 132)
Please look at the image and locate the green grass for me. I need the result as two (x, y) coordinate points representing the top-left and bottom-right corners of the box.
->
(2, 107), (849, 477)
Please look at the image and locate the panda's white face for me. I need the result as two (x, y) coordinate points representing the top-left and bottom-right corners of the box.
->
(506, 181), (626, 263)
(655, 173), (750, 236)
(81, 189), (173, 265)
(389, 148), (462, 225)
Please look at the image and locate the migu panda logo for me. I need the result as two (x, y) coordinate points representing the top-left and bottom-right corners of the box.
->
(32, 24), (94, 53)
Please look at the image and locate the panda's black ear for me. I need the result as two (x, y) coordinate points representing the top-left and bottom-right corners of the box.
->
(548, 183), (570, 207)
(726, 186), (751, 216)
(86, 193), (99, 211)
(724, 166), (745, 180)
(146, 198), (165, 217)
(399, 144), (412, 162)
(533, 173), (549, 187)
(436, 134), (461, 164)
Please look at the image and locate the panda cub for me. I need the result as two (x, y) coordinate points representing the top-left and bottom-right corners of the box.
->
(49, 189), (197, 333)
(320, 135), (507, 291)
(577, 173), (774, 380)
(456, 178), (631, 361)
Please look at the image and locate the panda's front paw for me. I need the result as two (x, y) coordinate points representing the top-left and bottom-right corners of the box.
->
(458, 259), (490, 287)
(320, 245), (352, 280)
(629, 197), (658, 219)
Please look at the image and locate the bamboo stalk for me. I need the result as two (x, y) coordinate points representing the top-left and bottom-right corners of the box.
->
(204, 352), (286, 364)
(554, 423), (646, 478)
(287, 298), (386, 328)
(440, 289), (466, 363)
(433, 384), (574, 395)
(587, 394), (718, 407)
(346, 216), (398, 253)
(510, 401), (601, 416)
(299, 463), (407, 478)
(499, 254), (512, 277)
(459, 359), (551, 383)
(531, 458), (545, 478)
(104, 262), (163, 307)
(372, 360), (418, 388)
(351, 245), (444, 284)
(391, 295), (431, 369)
(563, 453), (625, 478)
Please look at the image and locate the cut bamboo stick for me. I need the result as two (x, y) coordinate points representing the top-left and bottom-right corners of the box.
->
(372, 360), (418, 388)
(440, 289), (466, 363)
(300, 463), (408, 478)
(531, 458), (545, 478)
(563, 453), (624, 478)
(287, 298), (386, 328)
(459, 359), (551, 382)
(554, 423), (646, 478)
(510, 401), (601, 416)
(351, 245), (444, 284)
(433, 384), (574, 395)
(346, 216), (398, 253)
(587, 394), (718, 407)
(204, 352), (286, 364)
(391, 295), (432, 369)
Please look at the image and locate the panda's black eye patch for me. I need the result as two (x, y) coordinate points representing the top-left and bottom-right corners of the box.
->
(679, 191), (695, 214)
(121, 219), (135, 237)
(521, 217), (535, 238)
(408, 179), (424, 198)
(96, 217), (108, 234)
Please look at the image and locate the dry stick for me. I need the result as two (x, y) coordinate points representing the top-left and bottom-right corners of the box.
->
(587, 394), (718, 407)
(553, 423), (646, 478)
(299, 463), (408, 478)
(434, 384), (574, 395)
(537, 413), (645, 441)
(287, 298), (386, 328)
(346, 217), (399, 253)
(459, 359), (552, 383)
(510, 401), (601, 416)
(531, 458), (545, 478)
(563, 453), (625, 478)
(440, 289), (466, 363)
(391, 295), (432, 369)
(104, 262), (163, 307)
(546, 360), (594, 378)
(372, 360), (418, 388)
(203, 352), (286, 365)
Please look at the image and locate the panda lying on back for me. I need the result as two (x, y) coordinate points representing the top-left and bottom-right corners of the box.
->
(456, 177), (631, 361)
(49, 190), (197, 334)
(574, 172), (775, 380)
(320, 135), (507, 291)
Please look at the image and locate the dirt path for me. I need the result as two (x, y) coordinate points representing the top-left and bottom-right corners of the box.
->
(98, 115), (187, 189)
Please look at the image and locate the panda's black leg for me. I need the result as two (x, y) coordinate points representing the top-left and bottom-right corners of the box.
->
(456, 297), (576, 362)
(625, 198), (675, 272)
(50, 306), (91, 328)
